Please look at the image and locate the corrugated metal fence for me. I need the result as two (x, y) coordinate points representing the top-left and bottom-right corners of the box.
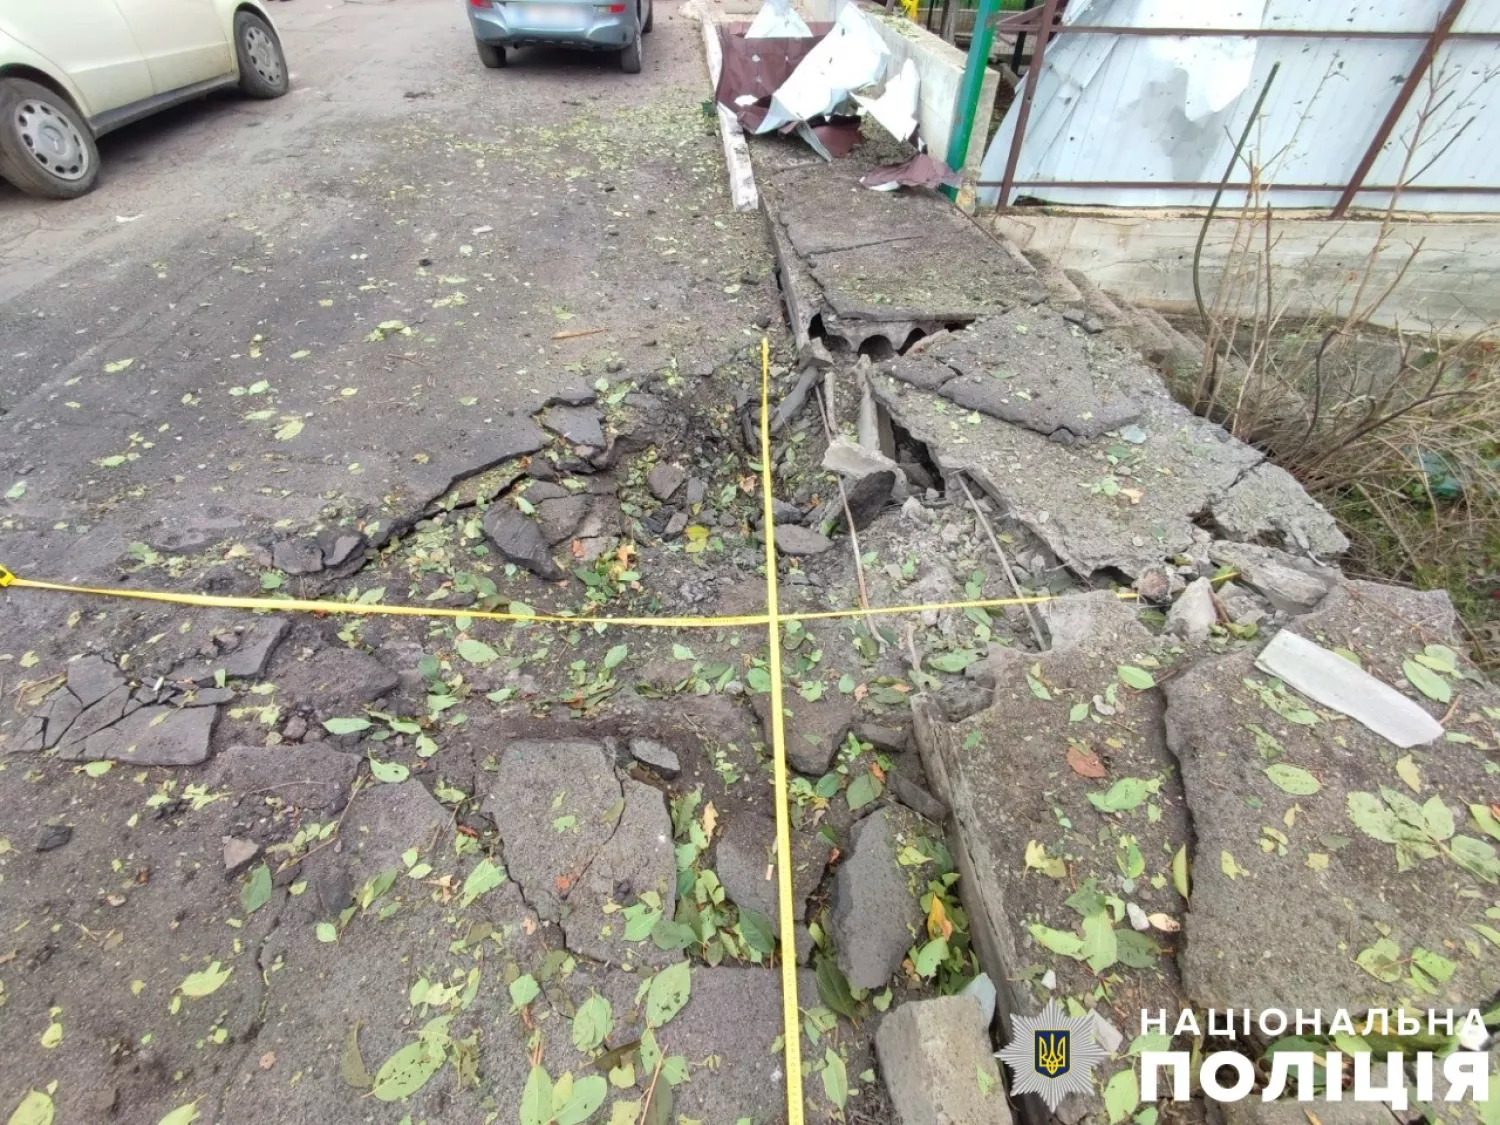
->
(975, 0), (1500, 214)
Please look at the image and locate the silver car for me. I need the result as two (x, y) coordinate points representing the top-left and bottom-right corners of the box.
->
(466, 0), (653, 73)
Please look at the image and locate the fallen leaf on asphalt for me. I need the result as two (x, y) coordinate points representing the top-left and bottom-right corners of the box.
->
(1065, 745), (1106, 779)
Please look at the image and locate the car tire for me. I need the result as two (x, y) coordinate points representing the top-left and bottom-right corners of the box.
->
(620, 9), (642, 73)
(235, 11), (290, 99)
(0, 78), (100, 200)
(642, 0), (653, 33)
(476, 40), (507, 68)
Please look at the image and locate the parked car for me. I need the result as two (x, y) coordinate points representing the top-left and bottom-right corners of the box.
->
(0, 0), (289, 199)
(466, 0), (653, 74)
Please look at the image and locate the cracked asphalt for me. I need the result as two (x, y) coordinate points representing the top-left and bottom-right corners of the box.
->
(0, 2), (900, 1121)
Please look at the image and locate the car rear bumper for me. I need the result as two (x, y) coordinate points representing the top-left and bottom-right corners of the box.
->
(468, 1), (635, 50)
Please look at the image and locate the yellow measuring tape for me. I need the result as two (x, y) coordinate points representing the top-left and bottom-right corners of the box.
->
(757, 337), (804, 1125)
(0, 339), (1202, 1125)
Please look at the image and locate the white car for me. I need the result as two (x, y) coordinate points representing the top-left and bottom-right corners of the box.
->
(0, 0), (289, 199)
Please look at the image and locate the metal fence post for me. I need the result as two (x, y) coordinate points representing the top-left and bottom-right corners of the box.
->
(997, 0), (1058, 207)
(1331, 0), (1468, 218)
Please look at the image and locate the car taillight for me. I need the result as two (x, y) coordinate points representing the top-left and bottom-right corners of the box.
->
(469, 0), (489, 7)
(597, 4), (625, 10)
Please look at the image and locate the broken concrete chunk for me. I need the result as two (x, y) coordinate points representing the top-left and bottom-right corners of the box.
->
(646, 462), (687, 501)
(841, 470), (893, 531)
(628, 737), (681, 779)
(482, 506), (563, 580)
(752, 691), (853, 775)
(174, 619), (289, 685)
(1210, 543), (1335, 615)
(482, 739), (677, 966)
(535, 495), (591, 545)
(876, 996), (1009, 1125)
(1211, 460), (1350, 561)
(204, 744), (359, 812)
(853, 722), (909, 753)
(274, 648), (400, 712)
(35, 824), (72, 852)
(830, 807), (925, 990)
(223, 837), (260, 876)
(541, 404), (605, 449)
(66, 654), (126, 708)
(927, 309), (1143, 440)
(772, 524), (833, 557)
(322, 534), (365, 569)
(545, 385), (597, 408)
(272, 538), (325, 575)
(56, 684), (132, 749)
(888, 770), (948, 824)
(1254, 629), (1444, 748)
(69, 704), (218, 766)
(715, 811), (828, 934)
(1166, 576), (1217, 640)
(822, 438), (902, 481)
(663, 510), (689, 538)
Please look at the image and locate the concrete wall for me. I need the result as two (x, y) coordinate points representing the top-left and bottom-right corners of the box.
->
(864, 11), (996, 181)
(993, 209), (1500, 337)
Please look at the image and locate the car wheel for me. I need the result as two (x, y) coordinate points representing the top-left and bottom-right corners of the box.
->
(619, 7), (642, 73)
(235, 11), (290, 98)
(476, 40), (507, 68)
(0, 78), (100, 200)
(642, 0), (653, 33)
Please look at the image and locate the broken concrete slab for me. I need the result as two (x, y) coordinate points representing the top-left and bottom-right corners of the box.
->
(762, 159), (1032, 343)
(483, 739), (677, 967)
(830, 806), (928, 991)
(773, 524), (833, 557)
(1255, 628), (1445, 748)
(66, 654), (125, 708)
(752, 690), (854, 775)
(873, 374), (1265, 578)
(876, 995), (1010, 1125)
(842, 469), (894, 531)
(535, 495), (591, 546)
(1210, 542), (1338, 615)
(272, 646), (400, 713)
(715, 810), (829, 934)
(1166, 576), (1217, 640)
(63, 703), (218, 766)
(854, 721), (909, 754)
(1211, 460), (1350, 561)
(173, 619), (289, 685)
(482, 506), (563, 580)
(1166, 581), (1500, 1019)
(272, 537), (325, 575)
(822, 438), (903, 481)
(628, 736), (681, 779)
(912, 592), (1192, 1116)
(647, 461), (687, 501)
(203, 743), (360, 813)
(222, 836), (259, 876)
(888, 769), (948, 824)
(926, 309), (1145, 440)
(540, 404), (605, 449)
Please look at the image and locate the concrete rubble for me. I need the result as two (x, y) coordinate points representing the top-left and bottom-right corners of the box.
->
(876, 995), (1010, 1125)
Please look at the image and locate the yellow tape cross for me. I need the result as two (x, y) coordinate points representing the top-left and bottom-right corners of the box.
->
(0, 341), (1222, 1125)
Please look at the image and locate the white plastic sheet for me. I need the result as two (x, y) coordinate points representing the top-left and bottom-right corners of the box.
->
(852, 57), (920, 143)
(745, 0), (812, 40)
(754, 4), (890, 135)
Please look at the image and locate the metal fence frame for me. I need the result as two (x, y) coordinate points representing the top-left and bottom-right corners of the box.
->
(978, 0), (1500, 217)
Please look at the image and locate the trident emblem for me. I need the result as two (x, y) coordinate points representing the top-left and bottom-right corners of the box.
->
(1035, 1030), (1070, 1078)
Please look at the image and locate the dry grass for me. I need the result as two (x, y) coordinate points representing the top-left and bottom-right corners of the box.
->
(1169, 64), (1500, 667)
